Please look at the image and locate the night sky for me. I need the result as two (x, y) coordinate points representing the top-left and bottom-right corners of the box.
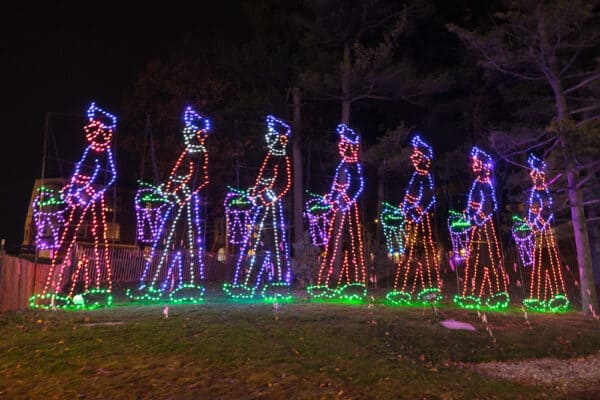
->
(1, 1), (497, 248)
(1, 2), (245, 246)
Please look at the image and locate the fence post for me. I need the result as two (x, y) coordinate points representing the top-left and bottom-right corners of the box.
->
(17, 257), (23, 310)
(0, 239), (4, 310)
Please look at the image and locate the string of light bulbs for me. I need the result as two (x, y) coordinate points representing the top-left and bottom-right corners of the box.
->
(131, 106), (210, 303)
(32, 102), (116, 310)
(224, 115), (292, 301)
(308, 124), (367, 302)
(454, 147), (509, 311)
(386, 135), (442, 306)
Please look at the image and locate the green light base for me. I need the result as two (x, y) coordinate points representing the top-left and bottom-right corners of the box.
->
(386, 290), (412, 305)
(386, 288), (442, 306)
(416, 288), (443, 304)
(453, 295), (481, 310)
(29, 289), (113, 310)
(454, 292), (510, 311)
(524, 294), (570, 313)
(30, 293), (73, 310)
(548, 294), (570, 312)
(261, 282), (292, 302)
(486, 292), (510, 310)
(307, 283), (367, 303)
(76, 289), (113, 309)
(306, 285), (337, 299)
(223, 282), (293, 302)
(126, 286), (163, 302)
(169, 284), (205, 304)
(223, 283), (255, 299)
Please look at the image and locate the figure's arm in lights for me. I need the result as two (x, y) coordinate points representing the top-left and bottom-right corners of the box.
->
(191, 151), (209, 195)
(402, 174), (424, 223)
(264, 156), (291, 205)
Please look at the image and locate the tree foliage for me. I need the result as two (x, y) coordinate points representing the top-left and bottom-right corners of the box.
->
(448, 0), (600, 314)
(114, 0), (600, 312)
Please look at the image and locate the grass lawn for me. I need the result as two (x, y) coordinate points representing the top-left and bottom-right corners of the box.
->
(2, 290), (600, 399)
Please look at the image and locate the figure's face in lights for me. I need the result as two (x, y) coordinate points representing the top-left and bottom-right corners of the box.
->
(530, 168), (546, 188)
(472, 156), (491, 181)
(266, 131), (288, 156)
(411, 148), (431, 173)
(184, 126), (208, 153)
(84, 120), (112, 151)
(338, 139), (359, 162)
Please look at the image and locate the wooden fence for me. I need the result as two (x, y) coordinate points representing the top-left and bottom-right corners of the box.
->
(0, 255), (52, 311)
(74, 246), (236, 284)
(0, 247), (237, 311)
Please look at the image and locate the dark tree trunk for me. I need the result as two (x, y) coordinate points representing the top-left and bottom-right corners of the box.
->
(376, 171), (384, 247)
(341, 44), (351, 125)
(292, 87), (304, 253)
(588, 219), (600, 288)
(554, 87), (598, 315)
(567, 169), (599, 315)
(331, 43), (353, 271)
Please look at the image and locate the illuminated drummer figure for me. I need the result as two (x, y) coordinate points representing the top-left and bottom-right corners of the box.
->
(224, 187), (253, 245)
(134, 181), (173, 244)
(448, 209), (472, 264)
(380, 201), (404, 258)
(308, 124), (367, 301)
(522, 154), (570, 312)
(136, 106), (210, 303)
(224, 115), (292, 301)
(512, 214), (534, 268)
(305, 193), (332, 247)
(33, 186), (66, 250)
(454, 147), (509, 310)
(387, 135), (441, 306)
(34, 103), (117, 309)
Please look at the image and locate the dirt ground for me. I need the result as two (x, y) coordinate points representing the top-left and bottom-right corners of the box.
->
(466, 352), (600, 395)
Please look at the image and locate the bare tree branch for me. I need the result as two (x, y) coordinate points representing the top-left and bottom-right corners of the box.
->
(303, 93), (343, 102)
(563, 69), (600, 80)
(577, 115), (600, 126)
(502, 135), (558, 158)
(446, 24), (545, 81)
(547, 173), (562, 186)
(550, 24), (562, 61)
(480, 50), (545, 80)
(565, 72), (600, 94)
(575, 159), (600, 172)
(361, 10), (405, 37)
(351, 93), (393, 102)
(570, 104), (600, 115)
(494, 153), (529, 169)
(543, 138), (561, 158)
(560, 46), (583, 76)
(576, 173), (597, 189)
